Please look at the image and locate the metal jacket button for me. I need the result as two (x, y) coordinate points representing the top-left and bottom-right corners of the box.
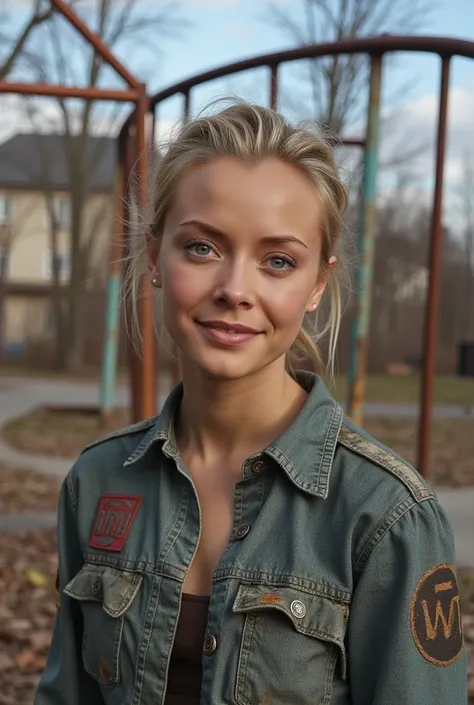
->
(203, 635), (217, 655)
(234, 524), (250, 540)
(92, 578), (102, 597)
(290, 599), (306, 618)
(251, 459), (266, 474)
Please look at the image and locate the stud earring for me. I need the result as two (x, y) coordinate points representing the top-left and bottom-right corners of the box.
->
(151, 275), (159, 288)
(312, 302), (317, 310)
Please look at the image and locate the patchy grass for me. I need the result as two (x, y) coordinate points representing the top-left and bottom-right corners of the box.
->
(0, 466), (60, 515)
(329, 374), (474, 406)
(364, 418), (474, 487)
(1, 365), (473, 406)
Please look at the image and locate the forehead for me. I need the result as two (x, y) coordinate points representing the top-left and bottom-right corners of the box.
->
(168, 157), (321, 234)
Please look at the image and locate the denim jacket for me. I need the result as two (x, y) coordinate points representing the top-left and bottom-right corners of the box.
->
(35, 373), (467, 705)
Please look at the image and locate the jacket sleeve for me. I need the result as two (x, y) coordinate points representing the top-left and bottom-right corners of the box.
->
(34, 471), (104, 705)
(348, 496), (468, 705)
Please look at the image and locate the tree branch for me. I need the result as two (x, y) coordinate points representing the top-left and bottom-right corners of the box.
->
(0, 2), (53, 80)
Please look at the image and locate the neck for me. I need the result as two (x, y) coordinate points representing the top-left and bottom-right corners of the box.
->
(176, 359), (307, 463)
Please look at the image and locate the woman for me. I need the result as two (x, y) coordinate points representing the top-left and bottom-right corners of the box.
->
(35, 102), (467, 705)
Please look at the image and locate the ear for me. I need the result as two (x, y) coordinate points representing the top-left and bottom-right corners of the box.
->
(146, 231), (162, 287)
(305, 255), (337, 313)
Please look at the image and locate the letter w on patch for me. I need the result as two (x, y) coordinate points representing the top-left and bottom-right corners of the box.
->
(89, 494), (142, 552)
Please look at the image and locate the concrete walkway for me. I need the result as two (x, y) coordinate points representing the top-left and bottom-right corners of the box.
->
(0, 377), (473, 566)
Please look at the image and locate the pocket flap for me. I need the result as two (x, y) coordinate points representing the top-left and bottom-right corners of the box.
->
(233, 583), (349, 678)
(64, 563), (142, 618)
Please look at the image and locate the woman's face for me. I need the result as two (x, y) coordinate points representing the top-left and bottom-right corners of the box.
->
(150, 156), (327, 381)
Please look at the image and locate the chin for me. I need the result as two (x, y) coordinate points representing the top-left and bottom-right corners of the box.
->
(193, 353), (261, 381)
(181, 341), (288, 383)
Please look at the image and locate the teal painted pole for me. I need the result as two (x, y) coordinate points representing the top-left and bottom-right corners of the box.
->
(347, 54), (383, 425)
(100, 170), (123, 424)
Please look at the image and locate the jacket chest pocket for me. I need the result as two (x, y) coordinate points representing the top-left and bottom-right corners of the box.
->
(233, 583), (349, 705)
(64, 563), (143, 688)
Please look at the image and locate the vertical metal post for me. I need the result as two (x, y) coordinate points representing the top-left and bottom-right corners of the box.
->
(135, 84), (157, 420)
(418, 57), (451, 478)
(122, 125), (142, 424)
(347, 54), (383, 425)
(270, 65), (279, 110)
(184, 90), (191, 121)
(100, 165), (124, 426)
(149, 105), (159, 407)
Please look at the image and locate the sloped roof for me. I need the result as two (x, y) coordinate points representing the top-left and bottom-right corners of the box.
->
(0, 133), (116, 191)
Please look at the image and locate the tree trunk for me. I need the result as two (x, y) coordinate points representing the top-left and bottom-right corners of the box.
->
(65, 201), (87, 374)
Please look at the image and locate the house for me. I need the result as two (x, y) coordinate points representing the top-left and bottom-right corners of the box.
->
(0, 133), (116, 357)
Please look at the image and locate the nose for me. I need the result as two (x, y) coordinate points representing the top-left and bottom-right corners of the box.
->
(212, 257), (254, 309)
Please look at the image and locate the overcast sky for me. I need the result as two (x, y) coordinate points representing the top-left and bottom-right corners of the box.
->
(0, 0), (473, 224)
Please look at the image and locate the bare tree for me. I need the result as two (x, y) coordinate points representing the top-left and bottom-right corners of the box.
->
(20, 0), (187, 371)
(0, 0), (53, 80)
(263, 0), (435, 132)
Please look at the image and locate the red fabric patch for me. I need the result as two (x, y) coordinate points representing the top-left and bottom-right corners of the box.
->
(89, 494), (142, 552)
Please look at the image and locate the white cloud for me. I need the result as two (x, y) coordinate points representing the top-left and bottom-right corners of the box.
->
(0, 93), (180, 148)
(1, 79), (472, 229)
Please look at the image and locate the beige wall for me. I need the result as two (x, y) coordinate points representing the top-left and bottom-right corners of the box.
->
(0, 188), (112, 350)
(2, 296), (50, 347)
(1, 190), (112, 284)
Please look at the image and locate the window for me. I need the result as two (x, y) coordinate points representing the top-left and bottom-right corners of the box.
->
(0, 195), (12, 224)
(43, 250), (71, 282)
(0, 246), (9, 278)
(53, 195), (71, 228)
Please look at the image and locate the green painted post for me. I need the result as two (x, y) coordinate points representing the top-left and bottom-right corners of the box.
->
(100, 273), (121, 420)
(347, 54), (383, 425)
(100, 170), (123, 424)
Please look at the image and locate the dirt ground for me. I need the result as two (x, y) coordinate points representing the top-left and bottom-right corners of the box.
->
(0, 465), (60, 515)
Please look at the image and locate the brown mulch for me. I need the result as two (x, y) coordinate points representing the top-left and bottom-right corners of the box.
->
(0, 465), (61, 515)
(0, 528), (472, 703)
(0, 530), (57, 705)
(364, 418), (474, 487)
(2, 406), (130, 460)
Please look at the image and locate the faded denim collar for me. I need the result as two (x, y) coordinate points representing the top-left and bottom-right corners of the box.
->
(124, 372), (343, 499)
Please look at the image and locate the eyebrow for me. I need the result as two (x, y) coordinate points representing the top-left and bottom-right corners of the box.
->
(177, 219), (308, 249)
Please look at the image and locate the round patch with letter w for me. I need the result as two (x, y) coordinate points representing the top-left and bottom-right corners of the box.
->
(410, 563), (463, 666)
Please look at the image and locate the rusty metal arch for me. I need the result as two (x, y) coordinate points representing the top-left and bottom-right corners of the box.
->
(0, 0), (151, 425)
(119, 34), (474, 478)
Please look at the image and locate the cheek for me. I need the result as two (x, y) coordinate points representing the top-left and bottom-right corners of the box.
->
(161, 258), (208, 311)
(263, 277), (313, 331)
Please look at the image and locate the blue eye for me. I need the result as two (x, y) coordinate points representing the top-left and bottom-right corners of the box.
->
(185, 241), (213, 257)
(268, 255), (295, 271)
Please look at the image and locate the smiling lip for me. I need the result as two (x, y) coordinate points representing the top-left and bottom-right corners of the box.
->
(197, 320), (261, 347)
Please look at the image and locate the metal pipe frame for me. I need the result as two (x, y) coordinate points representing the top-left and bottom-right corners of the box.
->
(347, 54), (383, 425)
(122, 34), (474, 478)
(0, 82), (138, 101)
(0, 0), (155, 423)
(418, 57), (451, 477)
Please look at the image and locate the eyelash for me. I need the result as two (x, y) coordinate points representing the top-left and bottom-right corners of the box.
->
(183, 239), (297, 273)
(266, 253), (297, 273)
(184, 240), (216, 257)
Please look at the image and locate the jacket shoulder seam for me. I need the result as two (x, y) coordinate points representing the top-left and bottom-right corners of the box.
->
(80, 416), (158, 454)
(338, 423), (435, 502)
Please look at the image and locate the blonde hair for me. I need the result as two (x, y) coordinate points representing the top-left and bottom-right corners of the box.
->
(126, 100), (349, 376)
